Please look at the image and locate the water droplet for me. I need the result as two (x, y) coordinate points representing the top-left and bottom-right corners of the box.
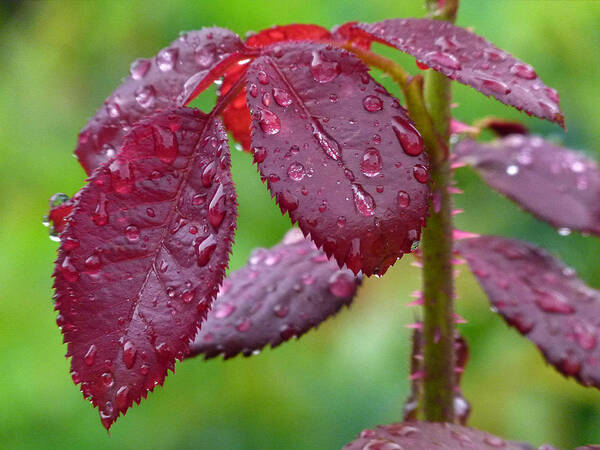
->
(253, 146), (267, 164)
(328, 271), (356, 298)
(60, 256), (79, 282)
(425, 50), (462, 70)
(392, 116), (423, 156)
(201, 161), (216, 187)
(545, 87), (560, 103)
(85, 253), (101, 271)
(337, 216), (346, 227)
(258, 109), (281, 135)
(413, 164), (429, 183)
(236, 318), (251, 332)
(130, 58), (151, 80)
(208, 184), (226, 230)
(116, 385), (130, 411)
(573, 320), (597, 350)
(361, 148), (382, 177)
(510, 63), (536, 79)
(63, 237), (80, 251)
(106, 101), (121, 118)
(310, 50), (341, 83)
(273, 304), (289, 318)
(101, 371), (114, 387)
(363, 95), (383, 112)
(273, 88), (292, 107)
(505, 164), (519, 176)
(153, 126), (178, 164)
(535, 291), (574, 314)
(156, 48), (178, 71)
(484, 436), (506, 448)
(312, 123), (341, 161)
(287, 162), (305, 181)
(248, 83), (258, 98)
(194, 46), (214, 67)
(261, 92), (271, 107)
(397, 191), (410, 208)
(123, 340), (137, 369)
(558, 227), (571, 236)
(84, 344), (97, 366)
(214, 302), (235, 319)
(140, 364), (150, 375)
(279, 190), (299, 212)
(125, 225), (140, 242)
(480, 78), (511, 95)
(135, 85), (156, 109)
(182, 289), (195, 304)
(351, 184), (375, 216)
(100, 401), (115, 425)
(362, 439), (403, 450)
(257, 70), (269, 84)
(146, 208), (155, 217)
(196, 234), (217, 266)
(108, 160), (134, 194)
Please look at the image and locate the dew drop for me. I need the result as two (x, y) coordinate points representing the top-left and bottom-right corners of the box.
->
(101, 371), (114, 387)
(337, 216), (346, 227)
(328, 271), (356, 298)
(248, 83), (258, 98)
(273, 87), (293, 107)
(182, 289), (195, 304)
(535, 291), (574, 314)
(100, 401), (115, 424)
(214, 302), (235, 319)
(153, 126), (179, 164)
(413, 164), (429, 183)
(573, 321), (597, 350)
(287, 162), (306, 181)
(236, 318), (252, 332)
(253, 146), (267, 163)
(505, 164), (519, 176)
(123, 340), (137, 369)
(510, 63), (537, 80)
(391, 116), (423, 156)
(258, 108), (281, 135)
(116, 385), (130, 411)
(273, 304), (289, 318)
(484, 436), (506, 448)
(279, 190), (299, 212)
(109, 160), (134, 194)
(84, 344), (97, 366)
(130, 58), (151, 80)
(310, 50), (341, 83)
(425, 50), (462, 70)
(85, 254), (101, 271)
(156, 48), (178, 71)
(257, 70), (269, 85)
(363, 95), (383, 112)
(125, 225), (140, 242)
(351, 184), (375, 216)
(480, 78), (511, 95)
(194, 46), (214, 68)
(361, 148), (382, 177)
(146, 208), (155, 217)
(135, 85), (156, 109)
(201, 161), (216, 187)
(196, 234), (217, 267)
(208, 184), (226, 230)
(312, 123), (341, 161)
(397, 191), (410, 208)
(60, 256), (79, 282)
(140, 364), (150, 375)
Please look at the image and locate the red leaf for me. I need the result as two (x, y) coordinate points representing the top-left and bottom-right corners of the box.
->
(344, 421), (547, 449)
(75, 28), (246, 174)
(477, 117), (529, 137)
(44, 193), (76, 240)
(454, 135), (600, 237)
(54, 108), (237, 429)
(220, 24), (333, 152)
(189, 228), (360, 359)
(354, 19), (564, 127)
(246, 42), (430, 276)
(456, 236), (600, 389)
(331, 21), (372, 50)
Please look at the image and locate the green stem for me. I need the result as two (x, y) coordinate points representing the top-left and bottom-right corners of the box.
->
(420, 0), (458, 423)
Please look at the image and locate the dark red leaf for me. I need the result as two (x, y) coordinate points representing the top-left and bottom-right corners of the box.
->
(403, 328), (470, 425)
(75, 28), (247, 174)
(344, 421), (547, 450)
(456, 236), (600, 389)
(477, 117), (529, 137)
(188, 228), (360, 359)
(220, 24), (333, 152)
(246, 42), (430, 276)
(44, 193), (76, 239)
(354, 19), (564, 127)
(454, 135), (600, 237)
(331, 21), (372, 50)
(54, 108), (237, 429)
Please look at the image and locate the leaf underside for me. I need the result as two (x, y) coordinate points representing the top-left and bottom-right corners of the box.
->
(220, 24), (333, 151)
(343, 421), (549, 450)
(456, 236), (600, 389)
(75, 27), (246, 174)
(246, 42), (430, 276)
(54, 108), (237, 429)
(455, 135), (600, 237)
(353, 19), (564, 127)
(189, 228), (361, 359)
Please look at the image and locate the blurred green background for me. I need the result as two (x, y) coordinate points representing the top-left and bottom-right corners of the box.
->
(1, 0), (599, 448)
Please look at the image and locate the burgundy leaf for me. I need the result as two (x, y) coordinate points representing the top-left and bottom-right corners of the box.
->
(404, 328), (470, 425)
(477, 117), (529, 137)
(344, 421), (548, 450)
(454, 135), (600, 237)
(456, 236), (600, 389)
(54, 108), (237, 429)
(189, 228), (360, 359)
(44, 193), (76, 240)
(331, 21), (372, 50)
(246, 42), (430, 276)
(220, 24), (333, 152)
(354, 19), (564, 127)
(75, 28), (246, 174)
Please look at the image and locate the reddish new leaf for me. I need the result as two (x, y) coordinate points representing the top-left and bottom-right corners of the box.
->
(54, 108), (237, 429)
(344, 421), (549, 450)
(353, 19), (564, 127)
(404, 328), (470, 425)
(246, 42), (430, 276)
(220, 24), (333, 151)
(455, 135), (600, 237)
(331, 22), (372, 50)
(456, 236), (600, 389)
(477, 117), (529, 137)
(189, 228), (360, 359)
(75, 28), (246, 174)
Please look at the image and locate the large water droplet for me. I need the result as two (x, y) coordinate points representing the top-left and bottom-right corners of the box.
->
(101, 371), (114, 387)
(257, 70), (269, 85)
(535, 291), (574, 314)
(201, 161), (216, 187)
(84, 344), (97, 366)
(273, 88), (293, 107)
(510, 63), (537, 80)
(425, 51), (462, 70)
(60, 256), (79, 282)
(196, 234), (217, 267)
(483, 436), (506, 448)
(361, 148), (382, 177)
(125, 225), (140, 242)
(312, 123), (341, 161)
(130, 58), (151, 80)
(328, 271), (356, 298)
(258, 108), (281, 135)
(351, 184), (375, 216)
(123, 340), (137, 369)
(116, 385), (130, 411)
(208, 184), (226, 230)
(153, 126), (179, 164)
(391, 116), (423, 156)
(573, 320), (597, 350)
(156, 48), (178, 71)
(310, 50), (341, 83)
(109, 160), (134, 194)
(253, 146), (267, 164)
(92, 194), (109, 226)
(363, 95), (383, 112)
(214, 302), (235, 319)
(236, 318), (252, 332)
(397, 191), (410, 208)
(194, 46), (214, 68)
(480, 78), (511, 95)
(273, 304), (289, 318)
(287, 162), (305, 181)
(413, 164), (429, 183)
(135, 85), (156, 109)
